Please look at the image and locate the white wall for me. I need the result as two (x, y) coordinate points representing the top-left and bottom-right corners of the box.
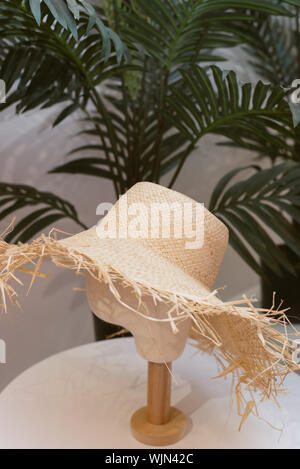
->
(0, 47), (259, 390)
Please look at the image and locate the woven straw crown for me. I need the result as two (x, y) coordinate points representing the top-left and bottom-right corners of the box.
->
(97, 182), (229, 290)
(59, 182), (229, 300)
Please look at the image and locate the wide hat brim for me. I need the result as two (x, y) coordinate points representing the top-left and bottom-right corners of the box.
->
(0, 223), (297, 429)
(60, 226), (222, 303)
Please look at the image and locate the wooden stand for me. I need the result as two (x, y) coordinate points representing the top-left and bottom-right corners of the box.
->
(130, 362), (187, 446)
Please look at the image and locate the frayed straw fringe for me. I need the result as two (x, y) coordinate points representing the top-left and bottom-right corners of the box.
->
(0, 231), (298, 430)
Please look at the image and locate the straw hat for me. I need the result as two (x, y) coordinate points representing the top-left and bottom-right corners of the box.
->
(0, 182), (297, 426)
(61, 181), (229, 302)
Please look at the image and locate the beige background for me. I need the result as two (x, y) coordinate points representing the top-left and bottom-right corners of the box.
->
(0, 48), (259, 390)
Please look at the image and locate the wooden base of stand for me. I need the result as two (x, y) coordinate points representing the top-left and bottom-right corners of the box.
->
(131, 406), (187, 446)
(130, 362), (186, 446)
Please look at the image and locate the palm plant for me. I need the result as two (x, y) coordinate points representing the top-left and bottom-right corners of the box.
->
(208, 1), (300, 314)
(1, 0), (300, 312)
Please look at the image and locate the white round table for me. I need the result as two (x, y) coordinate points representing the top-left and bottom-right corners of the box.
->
(0, 337), (299, 449)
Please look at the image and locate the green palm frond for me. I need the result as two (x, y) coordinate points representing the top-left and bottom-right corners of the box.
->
(102, 60), (185, 185)
(229, 1), (300, 87)
(164, 65), (299, 185)
(26, 1), (297, 196)
(167, 65), (292, 143)
(241, 15), (297, 86)
(51, 62), (298, 195)
(215, 120), (300, 163)
(29, 0), (78, 39)
(203, 3), (300, 161)
(50, 156), (123, 180)
(51, 58), (189, 193)
(28, 0), (126, 59)
(280, 0), (300, 7)
(119, 0), (292, 69)
(209, 161), (300, 277)
(0, 183), (86, 244)
(0, 0), (129, 119)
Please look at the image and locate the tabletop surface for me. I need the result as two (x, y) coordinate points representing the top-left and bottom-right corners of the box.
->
(0, 336), (299, 449)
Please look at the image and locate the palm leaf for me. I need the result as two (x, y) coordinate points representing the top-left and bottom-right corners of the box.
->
(28, 0), (127, 60)
(0, 0), (128, 120)
(50, 157), (123, 180)
(209, 162), (300, 277)
(241, 14), (297, 86)
(0, 183), (86, 243)
(165, 65), (300, 186)
(120, 0), (292, 69)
